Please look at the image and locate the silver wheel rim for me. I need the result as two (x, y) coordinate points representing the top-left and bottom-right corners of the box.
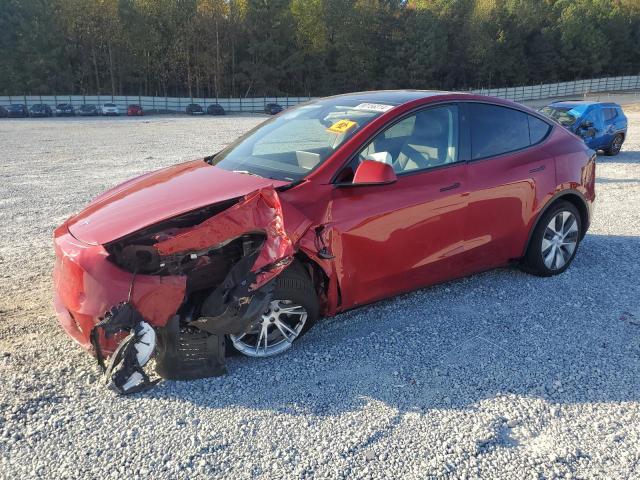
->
(542, 211), (579, 270)
(229, 300), (307, 357)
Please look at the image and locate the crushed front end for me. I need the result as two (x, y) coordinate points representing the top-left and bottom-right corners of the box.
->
(53, 187), (297, 394)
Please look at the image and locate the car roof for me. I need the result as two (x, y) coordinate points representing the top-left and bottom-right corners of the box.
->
(326, 90), (451, 105)
(550, 100), (620, 108)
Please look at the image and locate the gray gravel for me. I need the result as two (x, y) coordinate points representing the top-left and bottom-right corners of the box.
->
(1, 111), (640, 479)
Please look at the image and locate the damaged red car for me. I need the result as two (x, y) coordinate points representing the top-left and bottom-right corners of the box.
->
(53, 91), (595, 393)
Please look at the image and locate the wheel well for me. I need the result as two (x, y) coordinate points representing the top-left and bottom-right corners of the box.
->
(548, 193), (589, 239)
(522, 192), (589, 259)
(293, 252), (329, 298)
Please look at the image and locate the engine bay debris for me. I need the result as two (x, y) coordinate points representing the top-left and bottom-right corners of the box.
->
(87, 187), (305, 394)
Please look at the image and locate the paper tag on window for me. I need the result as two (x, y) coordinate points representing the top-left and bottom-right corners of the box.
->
(327, 119), (357, 134)
(353, 103), (394, 113)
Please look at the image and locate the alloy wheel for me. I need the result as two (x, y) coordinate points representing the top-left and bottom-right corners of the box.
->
(611, 135), (623, 154)
(541, 211), (579, 270)
(229, 300), (308, 357)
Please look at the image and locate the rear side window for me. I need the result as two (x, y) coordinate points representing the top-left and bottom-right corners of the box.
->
(603, 108), (618, 121)
(528, 115), (551, 144)
(468, 104), (530, 159)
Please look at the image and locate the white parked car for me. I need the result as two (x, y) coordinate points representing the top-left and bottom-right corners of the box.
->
(101, 103), (119, 116)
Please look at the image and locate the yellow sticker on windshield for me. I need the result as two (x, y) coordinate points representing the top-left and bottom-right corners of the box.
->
(327, 119), (357, 134)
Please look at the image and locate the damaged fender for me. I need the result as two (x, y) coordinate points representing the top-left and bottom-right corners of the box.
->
(86, 186), (304, 390)
(155, 187), (295, 288)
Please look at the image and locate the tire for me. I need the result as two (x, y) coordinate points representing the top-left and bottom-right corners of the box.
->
(604, 134), (623, 156)
(228, 262), (319, 357)
(521, 201), (582, 277)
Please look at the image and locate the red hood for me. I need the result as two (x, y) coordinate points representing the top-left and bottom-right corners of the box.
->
(67, 160), (288, 245)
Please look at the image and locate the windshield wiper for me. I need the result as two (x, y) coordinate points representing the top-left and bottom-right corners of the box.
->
(233, 170), (263, 178)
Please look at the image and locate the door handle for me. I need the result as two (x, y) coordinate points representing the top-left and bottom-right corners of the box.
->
(439, 182), (460, 192)
(529, 165), (545, 174)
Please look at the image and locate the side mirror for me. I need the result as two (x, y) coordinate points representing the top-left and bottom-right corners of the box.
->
(352, 159), (397, 186)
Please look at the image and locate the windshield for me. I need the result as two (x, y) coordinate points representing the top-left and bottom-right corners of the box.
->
(540, 105), (585, 126)
(211, 97), (395, 181)
(104, 103), (116, 107)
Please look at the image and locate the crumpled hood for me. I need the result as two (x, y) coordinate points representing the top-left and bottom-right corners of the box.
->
(67, 160), (288, 245)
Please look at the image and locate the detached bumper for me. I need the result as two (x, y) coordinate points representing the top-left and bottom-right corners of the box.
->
(53, 225), (186, 355)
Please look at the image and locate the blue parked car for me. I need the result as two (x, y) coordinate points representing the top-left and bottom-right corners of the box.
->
(540, 101), (627, 155)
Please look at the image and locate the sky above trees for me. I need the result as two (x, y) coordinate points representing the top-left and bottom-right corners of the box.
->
(1, 0), (639, 98)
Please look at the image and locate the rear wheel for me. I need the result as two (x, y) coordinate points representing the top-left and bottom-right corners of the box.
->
(522, 201), (582, 277)
(604, 134), (623, 156)
(228, 263), (319, 357)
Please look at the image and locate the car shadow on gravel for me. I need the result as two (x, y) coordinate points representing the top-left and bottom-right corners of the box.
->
(597, 150), (640, 164)
(143, 233), (640, 417)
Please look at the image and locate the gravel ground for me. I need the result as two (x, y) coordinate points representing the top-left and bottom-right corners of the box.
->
(1, 111), (639, 479)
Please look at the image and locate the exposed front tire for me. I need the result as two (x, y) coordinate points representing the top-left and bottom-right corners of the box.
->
(604, 134), (623, 156)
(522, 201), (582, 277)
(228, 262), (319, 357)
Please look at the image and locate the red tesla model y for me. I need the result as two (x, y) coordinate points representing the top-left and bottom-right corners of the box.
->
(53, 91), (595, 393)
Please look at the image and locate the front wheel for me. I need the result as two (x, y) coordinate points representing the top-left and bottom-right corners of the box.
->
(228, 263), (319, 357)
(522, 201), (582, 277)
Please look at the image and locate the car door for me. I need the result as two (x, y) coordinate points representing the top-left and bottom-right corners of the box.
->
(462, 102), (555, 272)
(326, 104), (469, 308)
(580, 107), (605, 149)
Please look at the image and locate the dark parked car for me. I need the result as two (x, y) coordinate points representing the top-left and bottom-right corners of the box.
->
(6, 104), (29, 117)
(29, 104), (53, 117)
(127, 105), (144, 116)
(540, 101), (627, 156)
(78, 105), (99, 116)
(265, 103), (283, 115)
(53, 91), (595, 394)
(0, 106), (6, 118)
(186, 103), (204, 115)
(56, 104), (75, 116)
(207, 103), (226, 115)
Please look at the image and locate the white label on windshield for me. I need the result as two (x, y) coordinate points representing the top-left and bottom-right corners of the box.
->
(353, 103), (394, 113)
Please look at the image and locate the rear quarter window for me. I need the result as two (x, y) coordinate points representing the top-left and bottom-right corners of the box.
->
(528, 115), (551, 145)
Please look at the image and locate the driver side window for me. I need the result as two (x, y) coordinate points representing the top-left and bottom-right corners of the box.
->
(359, 105), (459, 174)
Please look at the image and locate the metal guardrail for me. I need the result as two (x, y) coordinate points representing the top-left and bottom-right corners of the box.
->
(0, 95), (313, 113)
(471, 75), (640, 102)
(1, 75), (639, 112)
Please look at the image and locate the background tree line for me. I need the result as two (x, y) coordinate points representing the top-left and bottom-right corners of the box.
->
(1, 0), (639, 98)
